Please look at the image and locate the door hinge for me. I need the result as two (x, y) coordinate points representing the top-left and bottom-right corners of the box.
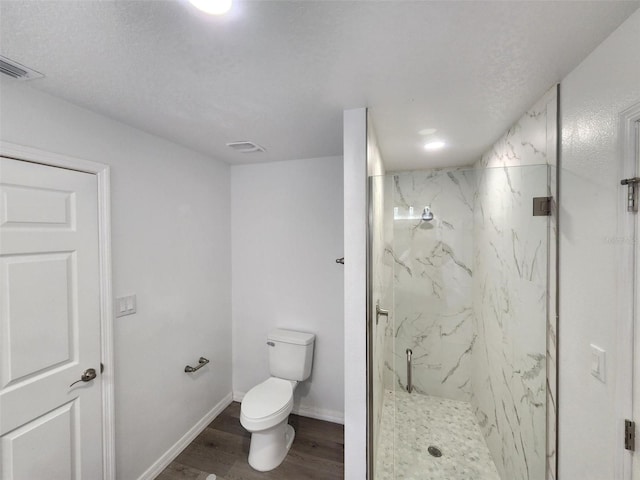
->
(620, 177), (640, 212)
(100, 363), (104, 374)
(625, 419), (635, 451)
(532, 197), (552, 216)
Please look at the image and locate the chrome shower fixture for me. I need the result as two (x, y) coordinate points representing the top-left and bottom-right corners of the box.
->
(421, 206), (434, 222)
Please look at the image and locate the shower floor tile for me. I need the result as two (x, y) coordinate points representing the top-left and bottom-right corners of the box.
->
(376, 390), (500, 480)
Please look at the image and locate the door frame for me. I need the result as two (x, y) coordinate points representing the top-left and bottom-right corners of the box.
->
(616, 103), (640, 480)
(0, 141), (115, 480)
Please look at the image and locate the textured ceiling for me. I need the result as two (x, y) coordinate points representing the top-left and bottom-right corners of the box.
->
(1, 1), (638, 170)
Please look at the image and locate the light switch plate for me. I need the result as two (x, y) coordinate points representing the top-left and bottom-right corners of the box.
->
(590, 344), (606, 383)
(115, 295), (137, 318)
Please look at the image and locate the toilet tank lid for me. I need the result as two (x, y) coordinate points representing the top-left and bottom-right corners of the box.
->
(268, 329), (315, 346)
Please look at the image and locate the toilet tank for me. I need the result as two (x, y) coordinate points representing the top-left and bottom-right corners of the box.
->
(267, 329), (315, 381)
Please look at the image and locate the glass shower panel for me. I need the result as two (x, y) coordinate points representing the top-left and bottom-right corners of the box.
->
(372, 164), (551, 480)
(369, 174), (395, 479)
(470, 164), (549, 480)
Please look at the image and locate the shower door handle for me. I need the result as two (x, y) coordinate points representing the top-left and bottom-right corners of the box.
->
(406, 349), (413, 393)
(376, 302), (389, 325)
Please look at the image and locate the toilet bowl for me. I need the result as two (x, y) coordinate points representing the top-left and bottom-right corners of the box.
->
(239, 328), (315, 472)
(240, 378), (297, 471)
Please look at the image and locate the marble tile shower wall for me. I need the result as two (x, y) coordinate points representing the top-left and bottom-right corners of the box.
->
(382, 178), (396, 394)
(471, 165), (548, 480)
(385, 169), (476, 402)
(471, 88), (556, 480)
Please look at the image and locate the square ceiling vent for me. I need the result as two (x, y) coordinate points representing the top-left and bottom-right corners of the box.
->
(226, 141), (265, 153)
(0, 55), (44, 80)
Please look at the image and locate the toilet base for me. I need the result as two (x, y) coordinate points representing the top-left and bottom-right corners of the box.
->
(247, 420), (295, 472)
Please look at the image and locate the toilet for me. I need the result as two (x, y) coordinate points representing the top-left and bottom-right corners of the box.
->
(240, 328), (315, 472)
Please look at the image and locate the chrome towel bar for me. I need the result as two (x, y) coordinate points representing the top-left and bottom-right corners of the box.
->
(185, 357), (209, 373)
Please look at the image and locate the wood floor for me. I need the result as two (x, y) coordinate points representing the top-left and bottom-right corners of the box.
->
(156, 402), (344, 480)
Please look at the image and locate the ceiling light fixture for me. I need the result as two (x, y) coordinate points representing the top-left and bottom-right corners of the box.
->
(189, 0), (232, 15)
(418, 128), (437, 136)
(424, 140), (446, 151)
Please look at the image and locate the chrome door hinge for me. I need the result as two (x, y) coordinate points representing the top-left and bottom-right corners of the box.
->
(625, 419), (635, 451)
(621, 177), (640, 212)
(532, 197), (552, 216)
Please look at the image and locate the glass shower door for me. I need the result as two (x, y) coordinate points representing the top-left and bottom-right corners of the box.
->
(389, 168), (480, 479)
(369, 174), (395, 479)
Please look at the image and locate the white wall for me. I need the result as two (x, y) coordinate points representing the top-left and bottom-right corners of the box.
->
(0, 80), (232, 480)
(230, 156), (344, 422)
(344, 108), (368, 479)
(342, 108), (387, 479)
(559, 9), (640, 480)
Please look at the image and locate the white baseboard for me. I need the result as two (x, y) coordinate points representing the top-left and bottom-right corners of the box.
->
(294, 403), (345, 425)
(137, 392), (233, 480)
(232, 390), (344, 425)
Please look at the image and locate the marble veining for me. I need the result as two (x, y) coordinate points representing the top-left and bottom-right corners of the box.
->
(470, 88), (557, 480)
(471, 169), (548, 480)
(375, 389), (500, 480)
(386, 169), (476, 402)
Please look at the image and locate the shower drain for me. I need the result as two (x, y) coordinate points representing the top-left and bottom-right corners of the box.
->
(427, 446), (442, 458)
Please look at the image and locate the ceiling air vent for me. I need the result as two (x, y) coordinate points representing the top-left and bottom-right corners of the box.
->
(0, 55), (44, 80)
(226, 141), (265, 153)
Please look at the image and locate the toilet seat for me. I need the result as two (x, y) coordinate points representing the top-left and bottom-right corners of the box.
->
(240, 377), (294, 432)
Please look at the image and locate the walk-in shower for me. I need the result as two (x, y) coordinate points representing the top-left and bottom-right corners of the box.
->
(367, 90), (558, 480)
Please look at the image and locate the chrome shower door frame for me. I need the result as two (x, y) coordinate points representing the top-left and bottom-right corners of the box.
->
(366, 175), (374, 480)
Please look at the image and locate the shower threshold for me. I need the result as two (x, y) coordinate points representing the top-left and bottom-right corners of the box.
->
(375, 389), (500, 480)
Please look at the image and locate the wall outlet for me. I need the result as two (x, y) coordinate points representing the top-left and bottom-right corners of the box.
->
(590, 344), (606, 383)
(115, 295), (137, 317)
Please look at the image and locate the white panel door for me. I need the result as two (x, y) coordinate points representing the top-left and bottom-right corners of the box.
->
(0, 157), (103, 480)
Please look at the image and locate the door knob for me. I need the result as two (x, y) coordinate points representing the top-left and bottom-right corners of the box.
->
(69, 368), (97, 388)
